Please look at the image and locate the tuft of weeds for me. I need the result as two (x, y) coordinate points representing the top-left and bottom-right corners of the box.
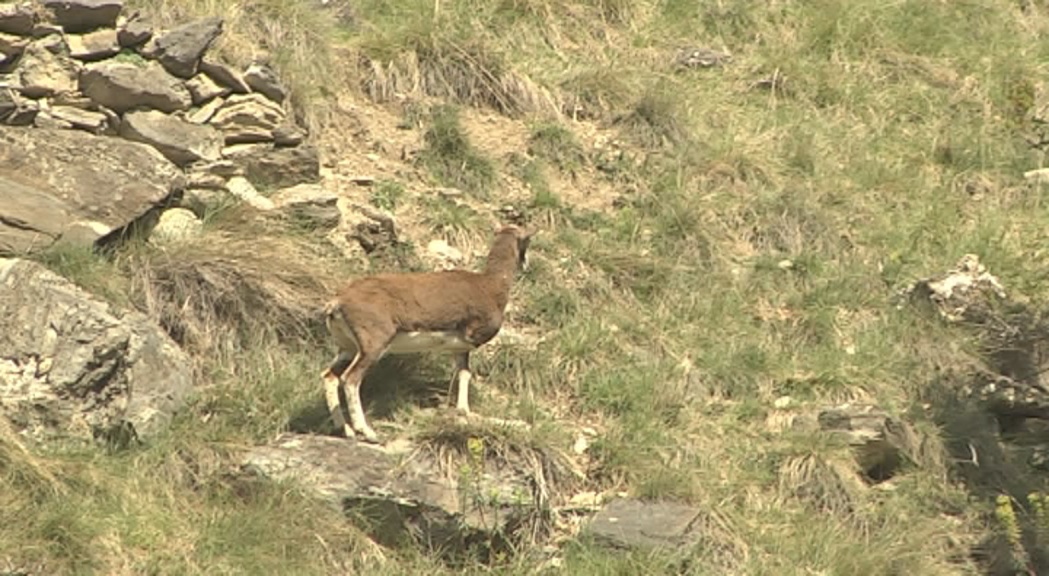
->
(369, 179), (407, 211)
(419, 105), (496, 198)
(527, 122), (587, 175)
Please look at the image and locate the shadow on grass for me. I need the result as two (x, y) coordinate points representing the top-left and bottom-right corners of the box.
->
(287, 355), (454, 436)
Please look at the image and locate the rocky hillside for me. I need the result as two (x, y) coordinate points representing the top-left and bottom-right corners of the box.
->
(5, 0), (1049, 574)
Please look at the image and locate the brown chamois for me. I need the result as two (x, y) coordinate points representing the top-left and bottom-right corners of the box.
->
(320, 225), (534, 443)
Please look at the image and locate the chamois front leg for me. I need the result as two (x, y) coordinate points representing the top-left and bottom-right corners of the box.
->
(453, 352), (472, 413)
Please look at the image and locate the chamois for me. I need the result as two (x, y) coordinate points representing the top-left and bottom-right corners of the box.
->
(320, 225), (533, 443)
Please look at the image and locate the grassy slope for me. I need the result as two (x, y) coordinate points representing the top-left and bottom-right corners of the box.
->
(6, 0), (1049, 574)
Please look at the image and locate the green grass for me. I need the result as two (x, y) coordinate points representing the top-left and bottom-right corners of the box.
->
(9, 0), (1049, 574)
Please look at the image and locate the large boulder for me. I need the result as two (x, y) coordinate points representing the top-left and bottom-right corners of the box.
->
(0, 126), (183, 255)
(0, 258), (193, 443)
(120, 109), (223, 166)
(79, 60), (192, 113)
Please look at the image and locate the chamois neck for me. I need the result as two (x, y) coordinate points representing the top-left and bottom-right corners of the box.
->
(482, 233), (520, 286)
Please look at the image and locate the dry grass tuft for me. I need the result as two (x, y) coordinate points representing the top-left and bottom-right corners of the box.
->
(777, 452), (862, 515)
(357, 35), (560, 117)
(121, 221), (345, 358)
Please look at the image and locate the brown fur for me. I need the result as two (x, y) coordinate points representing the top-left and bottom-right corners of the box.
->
(321, 225), (533, 443)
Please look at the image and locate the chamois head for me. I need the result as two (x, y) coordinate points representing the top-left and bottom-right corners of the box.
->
(496, 225), (534, 272)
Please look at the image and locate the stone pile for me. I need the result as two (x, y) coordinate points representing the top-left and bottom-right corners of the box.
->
(0, 0), (336, 238)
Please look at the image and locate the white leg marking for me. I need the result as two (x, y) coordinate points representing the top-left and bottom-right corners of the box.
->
(345, 374), (380, 444)
(323, 373), (347, 431)
(456, 368), (472, 413)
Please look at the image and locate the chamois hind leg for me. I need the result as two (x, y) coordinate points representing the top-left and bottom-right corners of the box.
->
(452, 352), (472, 413)
(342, 352), (381, 443)
(321, 351), (355, 435)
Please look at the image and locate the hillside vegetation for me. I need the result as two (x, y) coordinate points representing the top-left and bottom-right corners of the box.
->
(7, 0), (1049, 574)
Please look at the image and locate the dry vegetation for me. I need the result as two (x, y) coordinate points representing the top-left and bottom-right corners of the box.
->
(7, 0), (1049, 574)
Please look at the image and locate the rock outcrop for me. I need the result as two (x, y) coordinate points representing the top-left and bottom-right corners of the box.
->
(0, 0), (324, 250)
(0, 125), (184, 255)
(0, 258), (193, 443)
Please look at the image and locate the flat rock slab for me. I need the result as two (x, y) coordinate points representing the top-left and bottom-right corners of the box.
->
(0, 258), (193, 443)
(585, 498), (704, 550)
(120, 109), (223, 166)
(0, 125), (183, 255)
(79, 60), (192, 114)
(241, 432), (536, 555)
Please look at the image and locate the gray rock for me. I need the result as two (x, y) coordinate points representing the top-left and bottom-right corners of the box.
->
(240, 432), (542, 556)
(18, 36), (80, 98)
(149, 17), (223, 79)
(208, 93), (284, 143)
(0, 258), (192, 443)
(120, 109), (223, 166)
(185, 72), (229, 105)
(41, 0), (123, 34)
(0, 3), (36, 36)
(79, 60), (191, 113)
(243, 63), (285, 103)
(199, 57), (249, 94)
(117, 11), (152, 47)
(33, 110), (72, 130)
(186, 95), (223, 124)
(67, 28), (120, 61)
(0, 125), (183, 255)
(223, 142), (321, 188)
(49, 105), (108, 133)
(585, 498), (704, 550)
(273, 122), (305, 147)
(271, 183), (340, 229)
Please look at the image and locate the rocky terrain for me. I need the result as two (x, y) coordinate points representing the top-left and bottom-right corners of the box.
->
(5, 0), (1049, 574)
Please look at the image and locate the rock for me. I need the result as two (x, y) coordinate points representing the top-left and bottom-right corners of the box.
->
(0, 3), (36, 36)
(150, 207), (202, 245)
(187, 158), (240, 178)
(426, 238), (464, 270)
(33, 110), (71, 129)
(31, 22), (63, 38)
(199, 58), (249, 94)
(180, 187), (228, 218)
(67, 28), (120, 61)
(223, 142), (321, 188)
(149, 17), (223, 79)
(817, 405), (912, 482)
(902, 254), (1007, 324)
(0, 258), (192, 443)
(242, 62), (285, 103)
(0, 32), (29, 62)
(225, 175), (274, 211)
(240, 432), (543, 558)
(117, 12), (151, 47)
(79, 60), (191, 113)
(0, 125), (182, 255)
(208, 93), (284, 144)
(18, 37), (79, 98)
(185, 72), (229, 105)
(585, 498), (704, 550)
(120, 109), (223, 166)
(187, 95), (224, 124)
(674, 47), (732, 69)
(273, 122), (305, 147)
(41, 0), (123, 34)
(49, 104), (108, 133)
(270, 183), (340, 229)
